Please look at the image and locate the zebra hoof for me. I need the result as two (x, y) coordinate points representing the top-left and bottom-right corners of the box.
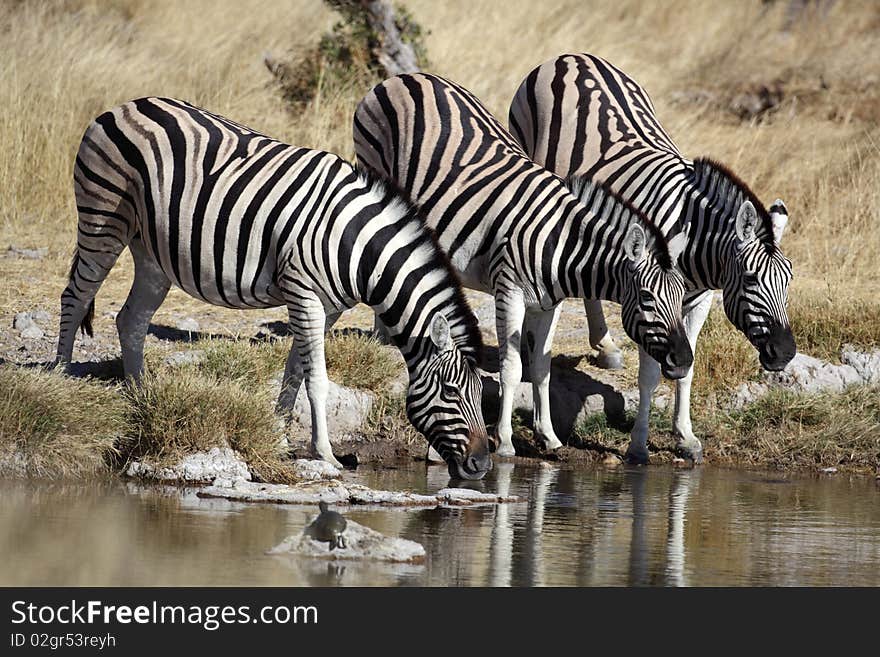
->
(624, 447), (649, 465)
(495, 443), (517, 458)
(675, 443), (704, 464)
(536, 433), (563, 452)
(596, 349), (624, 370)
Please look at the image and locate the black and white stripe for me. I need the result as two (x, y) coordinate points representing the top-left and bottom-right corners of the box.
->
(57, 96), (491, 479)
(353, 73), (693, 457)
(509, 53), (796, 463)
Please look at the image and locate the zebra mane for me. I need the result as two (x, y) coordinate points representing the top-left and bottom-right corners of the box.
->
(565, 174), (675, 270)
(692, 157), (777, 251)
(353, 164), (484, 365)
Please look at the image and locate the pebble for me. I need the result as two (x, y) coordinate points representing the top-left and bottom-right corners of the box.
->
(819, 467), (838, 474)
(6, 245), (47, 260)
(12, 313), (35, 331)
(13, 313), (44, 339)
(20, 325), (45, 340)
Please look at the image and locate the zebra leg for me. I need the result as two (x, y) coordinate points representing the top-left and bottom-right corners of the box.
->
(524, 305), (563, 450)
(671, 292), (713, 464)
(115, 236), (171, 382)
(286, 295), (343, 469)
(626, 347), (661, 465)
(584, 299), (623, 370)
(494, 287), (527, 457)
(276, 312), (340, 417)
(56, 224), (132, 371)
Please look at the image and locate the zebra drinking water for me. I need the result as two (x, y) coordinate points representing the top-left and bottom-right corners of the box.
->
(56, 97), (491, 479)
(509, 53), (796, 463)
(353, 73), (693, 458)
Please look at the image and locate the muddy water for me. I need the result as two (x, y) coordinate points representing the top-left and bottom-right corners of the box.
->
(1, 463), (879, 586)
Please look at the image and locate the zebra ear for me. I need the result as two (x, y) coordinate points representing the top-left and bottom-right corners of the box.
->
(623, 224), (647, 263)
(769, 199), (788, 244)
(430, 313), (453, 352)
(735, 200), (758, 244)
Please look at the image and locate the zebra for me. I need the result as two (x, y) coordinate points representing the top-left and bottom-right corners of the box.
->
(509, 53), (796, 463)
(353, 73), (693, 458)
(56, 96), (492, 480)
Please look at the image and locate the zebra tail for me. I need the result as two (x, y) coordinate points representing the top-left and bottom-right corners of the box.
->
(68, 249), (95, 338)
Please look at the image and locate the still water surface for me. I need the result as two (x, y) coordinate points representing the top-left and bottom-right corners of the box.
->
(2, 463), (879, 586)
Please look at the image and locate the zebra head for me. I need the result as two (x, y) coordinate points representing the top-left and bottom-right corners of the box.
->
(619, 224), (693, 379)
(406, 314), (491, 480)
(722, 199), (795, 371)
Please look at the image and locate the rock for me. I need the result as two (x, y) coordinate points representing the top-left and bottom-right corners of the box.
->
(13, 313), (44, 339)
(819, 467), (838, 474)
(13, 312), (35, 331)
(176, 317), (200, 333)
(30, 309), (51, 323)
(272, 374), (373, 436)
(766, 353), (862, 393)
(291, 459), (342, 481)
(269, 518), (426, 563)
(6, 245), (47, 259)
(20, 325), (45, 340)
(163, 350), (205, 368)
(732, 347), (880, 406)
(198, 478), (522, 507)
(126, 447), (251, 484)
(840, 346), (880, 385)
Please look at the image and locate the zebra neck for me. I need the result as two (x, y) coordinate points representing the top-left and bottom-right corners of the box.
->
(354, 204), (478, 370)
(553, 204), (630, 304)
(679, 192), (742, 290)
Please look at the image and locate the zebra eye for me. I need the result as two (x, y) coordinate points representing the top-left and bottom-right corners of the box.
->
(639, 291), (654, 305)
(442, 382), (460, 398)
(743, 272), (759, 286)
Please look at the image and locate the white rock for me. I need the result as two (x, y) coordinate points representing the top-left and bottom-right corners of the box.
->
(176, 317), (200, 333)
(272, 374), (373, 436)
(30, 309), (51, 323)
(765, 353), (862, 393)
(198, 478), (521, 507)
(126, 447), (251, 484)
(13, 312), (36, 331)
(840, 346), (880, 385)
(291, 459), (342, 481)
(6, 245), (47, 259)
(20, 325), (45, 340)
(269, 518), (426, 563)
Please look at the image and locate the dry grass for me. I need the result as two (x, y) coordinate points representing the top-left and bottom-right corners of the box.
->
(325, 333), (403, 392)
(571, 385), (880, 474)
(0, 365), (124, 478)
(119, 370), (294, 482)
(1, 1), (878, 475)
(710, 385), (880, 472)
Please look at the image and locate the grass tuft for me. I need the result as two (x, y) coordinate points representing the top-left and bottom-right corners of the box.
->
(0, 365), (124, 479)
(119, 370), (295, 483)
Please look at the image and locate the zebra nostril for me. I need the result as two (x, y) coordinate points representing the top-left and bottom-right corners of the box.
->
(466, 456), (478, 472)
